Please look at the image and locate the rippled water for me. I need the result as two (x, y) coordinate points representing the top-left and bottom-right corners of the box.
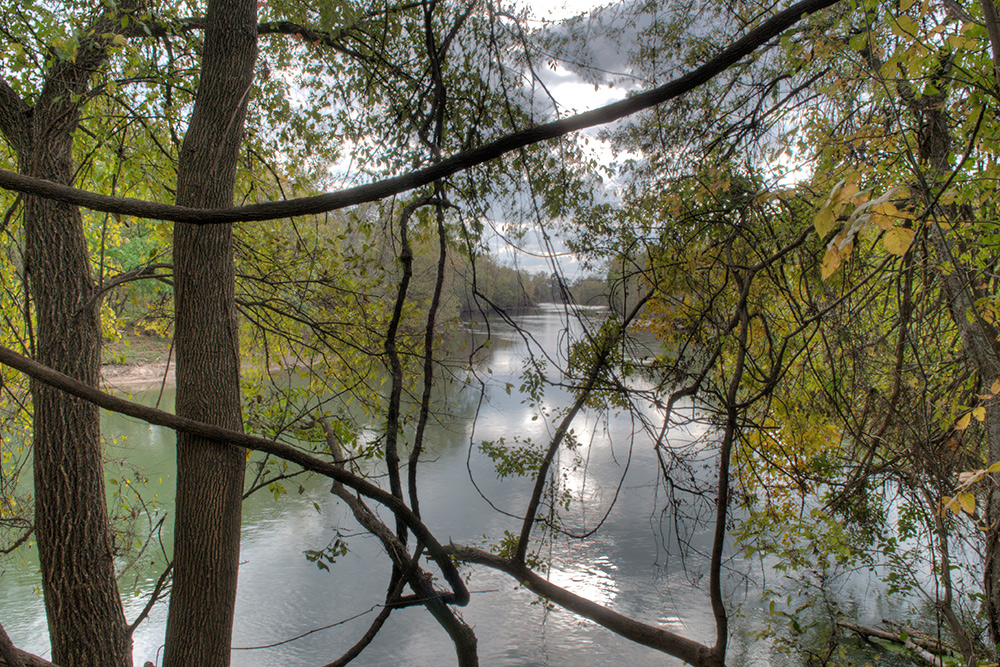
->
(0, 305), (895, 665)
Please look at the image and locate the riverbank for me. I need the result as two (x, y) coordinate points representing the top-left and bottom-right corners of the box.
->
(101, 329), (175, 389)
(100, 330), (303, 389)
(101, 359), (175, 389)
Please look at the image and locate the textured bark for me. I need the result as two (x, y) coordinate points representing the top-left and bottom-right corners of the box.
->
(160, 0), (257, 664)
(927, 221), (1000, 642)
(0, 13), (134, 667)
(0, 648), (58, 667)
(24, 130), (130, 667)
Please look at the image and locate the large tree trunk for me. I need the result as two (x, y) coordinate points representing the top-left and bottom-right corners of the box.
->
(928, 224), (1000, 642)
(0, 17), (135, 667)
(24, 105), (131, 667)
(903, 79), (1000, 645)
(161, 0), (257, 664)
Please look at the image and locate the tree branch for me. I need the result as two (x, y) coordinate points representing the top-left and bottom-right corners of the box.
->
(0, 342), (470, 610)
(0, 620), (57, 667)
(0, 620), (26, 667)
(0, 78), (30, 156)
(0, 0), (841, 224)
(447, 544), (716, 666)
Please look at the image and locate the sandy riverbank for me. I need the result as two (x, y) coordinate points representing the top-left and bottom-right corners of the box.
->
(100, 356), (302, 390)
(100, 360), (176, 390)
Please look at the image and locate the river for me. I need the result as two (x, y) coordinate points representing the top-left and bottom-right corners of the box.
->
(1, 304), (898, 665)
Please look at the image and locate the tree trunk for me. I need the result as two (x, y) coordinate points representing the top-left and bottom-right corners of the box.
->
(904, 77), (1000, 645)
(24, 132), (130, 667)
(161, 0), (257, 664)
(928, 222), (1000, 642)
(0, 21), (135, 667)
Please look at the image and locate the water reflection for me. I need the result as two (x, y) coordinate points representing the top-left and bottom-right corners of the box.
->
(0, 304), (894, 666)
(548, 555), (619, 608)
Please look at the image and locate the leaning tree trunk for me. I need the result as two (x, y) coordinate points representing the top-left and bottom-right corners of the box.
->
(902, 75), (1000, 644)
(161, 0), (257, 664)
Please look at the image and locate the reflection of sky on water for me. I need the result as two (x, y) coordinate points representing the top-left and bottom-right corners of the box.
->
(548, 555), (619, 608)
(1, 304), (916, 666)
(1, 304), (723, 666)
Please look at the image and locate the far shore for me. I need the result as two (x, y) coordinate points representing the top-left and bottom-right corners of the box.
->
(101, 360), (175, 390)
(100, 356), (302, 391)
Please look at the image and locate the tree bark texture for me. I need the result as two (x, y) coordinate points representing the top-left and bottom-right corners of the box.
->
(0, 20), (135, 667)
(24, 129), (130, 667)
(161, 0), (257, 664)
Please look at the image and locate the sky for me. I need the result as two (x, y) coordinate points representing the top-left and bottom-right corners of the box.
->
(520, 0), (608, 21)
(488, 0), (633, 278)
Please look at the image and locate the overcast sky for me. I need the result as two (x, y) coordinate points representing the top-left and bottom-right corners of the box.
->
(487, 1), (632, 279)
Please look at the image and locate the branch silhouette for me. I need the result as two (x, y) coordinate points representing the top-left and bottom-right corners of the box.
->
(0, 0), (839, 224)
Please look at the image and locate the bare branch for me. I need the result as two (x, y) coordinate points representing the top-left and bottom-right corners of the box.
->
(448, 544), (716, 666)
(0, 342), (470, 609)
(0, 0), (841, 224)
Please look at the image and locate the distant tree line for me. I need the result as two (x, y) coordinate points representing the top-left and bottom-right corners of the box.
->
(452, 255), (610, 314)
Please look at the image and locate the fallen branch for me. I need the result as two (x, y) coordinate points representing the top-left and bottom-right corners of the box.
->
(837, 620), (949, 667)
(448, 543), (717, 666)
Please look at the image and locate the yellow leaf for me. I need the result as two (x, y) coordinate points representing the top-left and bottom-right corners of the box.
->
(883, 227), (916, 256)
(958, 492), (976, 515)
(900, 0), (915, 10)
(987, 461), (1000, 474)
(974, 406), (986, 422)
(991, 379), (1000, 394)
(956, 412), (972, 430)
(821, 247), (842, 279)
(871, 202), (900, 231)
(814, 207), (837, 237)
(832, 181), (860, 204)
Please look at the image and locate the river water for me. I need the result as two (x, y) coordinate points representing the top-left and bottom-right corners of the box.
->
(0, 305), (896, 665)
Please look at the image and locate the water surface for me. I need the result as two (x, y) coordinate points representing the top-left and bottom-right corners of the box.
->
(0, 304), (891, 665)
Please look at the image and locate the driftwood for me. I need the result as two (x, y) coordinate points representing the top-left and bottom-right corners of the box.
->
(837, 620), (953, 667)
